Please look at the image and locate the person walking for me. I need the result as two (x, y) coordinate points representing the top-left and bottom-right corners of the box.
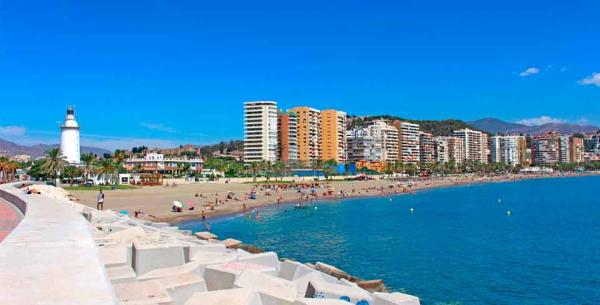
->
(97, 190), (105, 210)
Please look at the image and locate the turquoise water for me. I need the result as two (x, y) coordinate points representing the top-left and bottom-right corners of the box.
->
(179, 176), (600, 305)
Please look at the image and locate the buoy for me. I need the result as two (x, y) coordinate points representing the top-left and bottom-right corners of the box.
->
(498, 199), (501, 204)
(314, 206), (318, 210)
(410, 208), (414, 213)
(506, 210), (511, 216)
(389, 198), (392, 202)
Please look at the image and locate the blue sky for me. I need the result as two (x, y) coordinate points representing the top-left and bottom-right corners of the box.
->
(1, 0), (599, 150)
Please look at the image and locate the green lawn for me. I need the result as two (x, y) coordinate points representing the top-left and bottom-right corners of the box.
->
(63, 185), (140, 191)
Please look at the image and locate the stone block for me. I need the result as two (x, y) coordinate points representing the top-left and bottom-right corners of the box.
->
(294, 298), (352, 305)
(99, 246), (128, 267)
(138, 261), (203, 281)
(106, 265), (137, 284)
(372, 292), (420, 305)
(204, 261), (277, 291)
(223, 238), (243, 249)
(305, 281), (373, 304)
(238, 251), (280, 272)
(194, 231), (217, 240)
(184, 288), (263, 305)
(278, 260), (301, 281)
(132, 240), (185, 275)
(157, 273), (207, 305)
(234, 269), (296, 305)
(113, 280), (173, 305)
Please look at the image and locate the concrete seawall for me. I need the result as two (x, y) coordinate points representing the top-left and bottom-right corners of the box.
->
(0, 182), (118, 305)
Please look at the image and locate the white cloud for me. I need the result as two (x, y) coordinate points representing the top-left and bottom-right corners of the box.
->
(578, 72), (600, 87)
(140, 122), (176, 133)
(0, 125), (26, 136)
(560, 67), (567, 72)
(517, 116), (566, 126)
(519, 67), (540, 77)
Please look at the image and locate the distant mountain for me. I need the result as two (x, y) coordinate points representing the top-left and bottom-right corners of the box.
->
(469, 118), (599, 135)
(0, 138), (110, 159)
(348, 115), (483, 136)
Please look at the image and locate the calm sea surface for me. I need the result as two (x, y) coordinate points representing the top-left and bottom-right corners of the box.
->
(179, 176), (600, 305)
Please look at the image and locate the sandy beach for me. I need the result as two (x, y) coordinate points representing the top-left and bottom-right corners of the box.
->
(70, 172), (597, 224)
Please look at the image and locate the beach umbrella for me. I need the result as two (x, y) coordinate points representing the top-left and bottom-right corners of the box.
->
(173, 200), (184, 208)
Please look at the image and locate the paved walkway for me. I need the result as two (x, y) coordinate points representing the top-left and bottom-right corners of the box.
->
(0, 198), (22, 242)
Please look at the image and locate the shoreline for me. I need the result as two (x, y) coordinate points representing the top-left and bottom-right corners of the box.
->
(69, 171), (600, 226)
(175, 171), (599, 226)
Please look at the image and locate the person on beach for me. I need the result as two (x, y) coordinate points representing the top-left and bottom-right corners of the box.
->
(201, 210), (206, 221)
(97, 190), (105, 210)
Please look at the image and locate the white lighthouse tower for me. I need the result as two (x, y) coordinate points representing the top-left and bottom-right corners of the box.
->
(60, 106), (81, 164)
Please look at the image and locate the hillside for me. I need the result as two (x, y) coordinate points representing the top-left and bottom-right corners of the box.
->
(0, 138), (110, 158)
(468, 118), (599, 135)
(348, 115), (483, 136)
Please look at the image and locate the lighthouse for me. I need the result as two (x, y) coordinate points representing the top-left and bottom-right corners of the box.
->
(60, 106), (81, 164)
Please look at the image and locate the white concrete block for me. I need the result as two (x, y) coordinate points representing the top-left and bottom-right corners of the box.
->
(190, 251), (239, 276)
(99, 246), (128, 267)
(204, 261), (277, 291)
(238, 251), (280, 272)
(372, 292), (420, 305)
(279, 260), (301, 281)
(305, 281), (373, 304)
(195, 231), (217, 240)
(234, 269), (296, 305)
(157, 273), (207, 305)
(138, 261), (203, 281)
(292, 265), (339, 298)
(113, 280), (173, 305)
(294, 298), (352, 305)
(132, 241), (186, 275)
(188, 244), (227, 259)
(106, 265), (137, 284)
(184, 288), (263, 305)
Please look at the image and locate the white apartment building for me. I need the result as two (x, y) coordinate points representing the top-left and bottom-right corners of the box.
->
(434, 136), (464, 164)
(453, 128), (485, 163)
(243, 101), (279, 163)
(366, 120), (399, 162)
(559, 135), (571, 164)
(347, 129), (379, 162)
(419, 132), (434, 164)
(393, 121), (420, 164)
(491, 135), (527, 166)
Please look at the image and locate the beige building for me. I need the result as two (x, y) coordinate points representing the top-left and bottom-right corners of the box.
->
(453, 128), (486, 163)
(367, 120), (399, 162)
(243, 101), (279, 163)
(321, 110), (347, 163)
(290, 107), (322, 162)
(393, 120), (420, 164)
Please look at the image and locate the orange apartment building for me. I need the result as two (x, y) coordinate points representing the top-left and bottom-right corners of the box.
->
(277, 110), (298, 162)
(290, 107), (321, 162)
(321, 110), (347, 163)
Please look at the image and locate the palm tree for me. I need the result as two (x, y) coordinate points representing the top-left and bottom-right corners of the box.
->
(63, 165), (82, 186)
(273, 161), (286, 181)
(97, 159), (118, 185)
(323, 159), (338, 180)
(41, 148), (68, 184)
(0, 157), (17, 183)
(112, 149), (127, 173)
(249, 162), (260, 183)
(80, 153), (96, 181)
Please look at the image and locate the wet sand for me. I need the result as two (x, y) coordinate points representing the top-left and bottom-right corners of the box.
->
(71, 172), (597, 224)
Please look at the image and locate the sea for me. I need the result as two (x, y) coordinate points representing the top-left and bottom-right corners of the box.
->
(178, 176), (600, 305)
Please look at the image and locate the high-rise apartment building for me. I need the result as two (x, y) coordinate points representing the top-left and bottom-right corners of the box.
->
(532, 131), (561, 166)
(453, 128), (485, 163)
(490, 136), (502, 163)
(243, 101), (278, 163)
(559, 136), (571, 164)
(393, 120), (420, 164)
(347, 129), (378, 162)
(291, 107), (322, 162)
(434, 136), (464, 164)
(277, 110), (298, 162)
(367, 120), (399, 162)
(481, 133), (489, 164)
(321, 110), (347, 163)
(569, 137), (584, 163)
(490, 135), (527, 166)
(419, 132), (434, 164)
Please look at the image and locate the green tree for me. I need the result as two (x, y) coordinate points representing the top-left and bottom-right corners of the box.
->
(97, 159), (118, 185)
(80, 153), (96, 181)
(63, 165), (82, 186)
(41, 148), (68, 183)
